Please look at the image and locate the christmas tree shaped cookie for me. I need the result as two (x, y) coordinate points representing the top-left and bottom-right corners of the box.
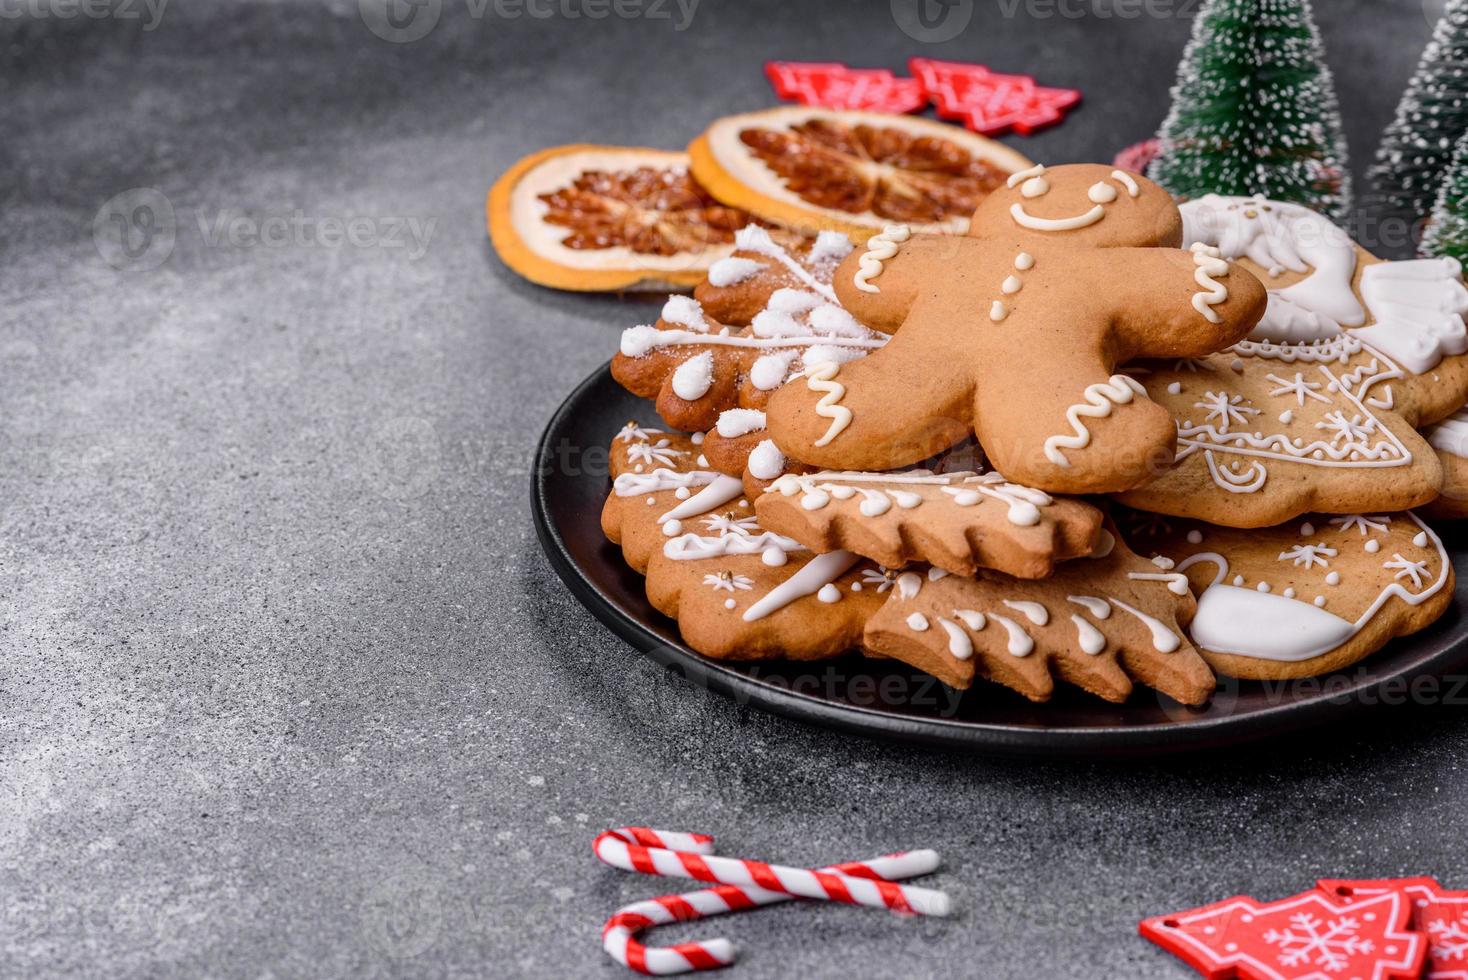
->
(764, 163), (1268, 495)
(754, 468), (1102, 579)
(612, 227), (887, 432)
(862, 530), (1215, 704)
(1120, 509), (1453, 679)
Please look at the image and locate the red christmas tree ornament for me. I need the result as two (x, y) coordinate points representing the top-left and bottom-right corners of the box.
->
(764, 62), (928, 114)
(1319, 878), (1468, 979)
(1140, 889), (1427, 979)
(908, 58), (1081, 136)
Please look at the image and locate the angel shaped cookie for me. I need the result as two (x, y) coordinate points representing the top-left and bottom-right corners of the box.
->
(764, 163), (1268, 494)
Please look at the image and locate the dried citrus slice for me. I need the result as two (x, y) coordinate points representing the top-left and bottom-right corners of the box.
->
(488, 144), (761, 292)
(689, 107), (1034, 238)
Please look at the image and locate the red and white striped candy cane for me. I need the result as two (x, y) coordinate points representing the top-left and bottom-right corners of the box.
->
(593, 827), (950, 916)
(601, 849), (942, 975)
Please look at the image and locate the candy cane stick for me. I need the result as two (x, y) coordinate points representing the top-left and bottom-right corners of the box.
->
(602, 850), (941, 975)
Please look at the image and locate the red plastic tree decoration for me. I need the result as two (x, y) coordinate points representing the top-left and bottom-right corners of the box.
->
(1319, 878), (1468, 979)
(764, 62), (927, 114)
(1140, 889), (1426, 979)
(909, 58), (1080, 135)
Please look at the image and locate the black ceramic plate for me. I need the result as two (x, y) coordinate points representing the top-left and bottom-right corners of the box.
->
(533, 363), (1468, 756)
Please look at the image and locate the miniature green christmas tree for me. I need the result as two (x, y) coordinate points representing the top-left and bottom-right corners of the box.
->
(1148, 0), (1351, 222)
(1369, 0), (1468, 217)
(1422, 130), (1468, 260)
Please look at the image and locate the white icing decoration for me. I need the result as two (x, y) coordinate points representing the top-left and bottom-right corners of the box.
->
(937, 618), (972, 660)
(706, 256), (763, 287)
(817, 583), (841, 604)
(1167, 382), (1182, 395)
(853, 224), (911, 293)
(906, 612), (929, 631)
(1128, 571), (1190, 596)
(626, 438), (688, 468)
(768, 469), (1051, 527)
(741, 550), (860, 622)
(1001, 275), (1022, 295)
(749, 351), (797, 391)
(734, 226), (840, 304)
(1068, 596), (1110, 619)
(1428, 408), (1468, 459)
(1021, 176), (1049, 198)
(1071, 614), (1106, 655)
(1186, 530), (1204, 544)
(614, 468), (719, 497)
(620, 327), (885, 358)
(895, 571), (923, 600)
(661, 295), (706, 330)
(765, 288), (823, 315)
(1189, 244), (1230, 324)
(805, 361), (852, 447)
(954, 609), (987, 631)
(662, 520), (681, 536)
(989, 301), (1008, 322)
(1109, 170), (1140, 197)
(1278, 543), (1336, 569)
(1354, 259), (1468, 374)
(1087, 181), (1117, 204)
(1014, 252), (1034, 271)
(1043, 375), (1149, 467)
(656, 475), (745, 523)
(715, 408), (767, 438)
(747, 439), (786, 481)
(1001, 600), (1049, 626)
(703, 572), (754, 593)
(1009, 202), (1105, 232)
(808, 231), (855, 265)
(1107, 597), (1181, 653)
(990, 615), (1034, 657)
(1006, 164), (1046, 188)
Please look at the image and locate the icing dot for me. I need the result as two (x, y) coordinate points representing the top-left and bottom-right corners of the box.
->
(906, 612), (930, 631)
(761, 546), (787, 567)
(1167, 382), (1182, 395)
(1280, 410), (1294, 424)
(817, 584), (841, 604)
(1413, 531), (1429, 547)
(724, 598), (736, 609)
(989, 301), (1008, 322)
(1325, 571), (1341, 585)
(662, 520), (682, 536)
(1087, 181), (1118, 203)
(1232, 575), (1245, 587)
(1257, 582), (1270, 593)
(1301, 522), (1315, 536)
(1021, 176), (1048, 198)
(1002, 275), (1022, 294)
(1283, 587), (1296, 599)
(1365, 540), (1380, 554)
(1230, 359), (1244, 372)
(1014, 252), (1034, 270)
(675, 487), (691, 500)
(646, 497), (656, 505)
(738, 500), (749, 508)
(691, 432), (705, 445)
(1314, 596), (1326, 607)
(851, 582), (862, 592)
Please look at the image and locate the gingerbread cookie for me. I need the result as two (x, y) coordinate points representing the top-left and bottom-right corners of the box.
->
(612, 227), (887, 433)
(1425, 408), (1468, 519)
(754, 468), (1102, 579)
(862, 530), (1215, 703)
(764, 163), (1268, 494)
(695, 227), (856, 325)
(1119, 509), (1453, 679)
(1114, 339), (1444, 526)
(601, 422), (886, 660)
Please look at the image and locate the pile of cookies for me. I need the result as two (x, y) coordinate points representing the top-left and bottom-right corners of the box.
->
(600, 162), (1467, 705)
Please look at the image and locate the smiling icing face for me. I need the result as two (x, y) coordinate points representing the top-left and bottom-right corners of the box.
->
(971, 162), (1184, 249)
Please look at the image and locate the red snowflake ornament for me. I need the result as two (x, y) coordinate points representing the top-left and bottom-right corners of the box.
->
(1140, 889), (1426, 979)
(908, 58), (1080, 136)
(1319, 878), (1468, 979)
(764, 62), (927, 114)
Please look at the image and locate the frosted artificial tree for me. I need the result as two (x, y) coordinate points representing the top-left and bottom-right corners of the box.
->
(1423, 130), (1468, 260)
(1369, 0), (1468, 217)
(1148, 0), (1352, 222)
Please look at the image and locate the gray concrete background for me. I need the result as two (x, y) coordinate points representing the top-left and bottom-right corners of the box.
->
(3, 0), (1466, 977)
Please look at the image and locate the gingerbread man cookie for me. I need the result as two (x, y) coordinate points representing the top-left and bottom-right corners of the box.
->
(764, 163), (1268, 494)
(613, 227), (887, 433)
(862, 529), (1215, 704)
(1120, 508), (1453, 679)
(755, 467), (1102, 579)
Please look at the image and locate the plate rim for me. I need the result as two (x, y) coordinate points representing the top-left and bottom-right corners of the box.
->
(532, 361), (1468, 757)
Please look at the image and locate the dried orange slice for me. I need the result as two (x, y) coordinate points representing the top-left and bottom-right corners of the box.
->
(488, 144), (762, 292)
(689, 107), (1034, 239)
